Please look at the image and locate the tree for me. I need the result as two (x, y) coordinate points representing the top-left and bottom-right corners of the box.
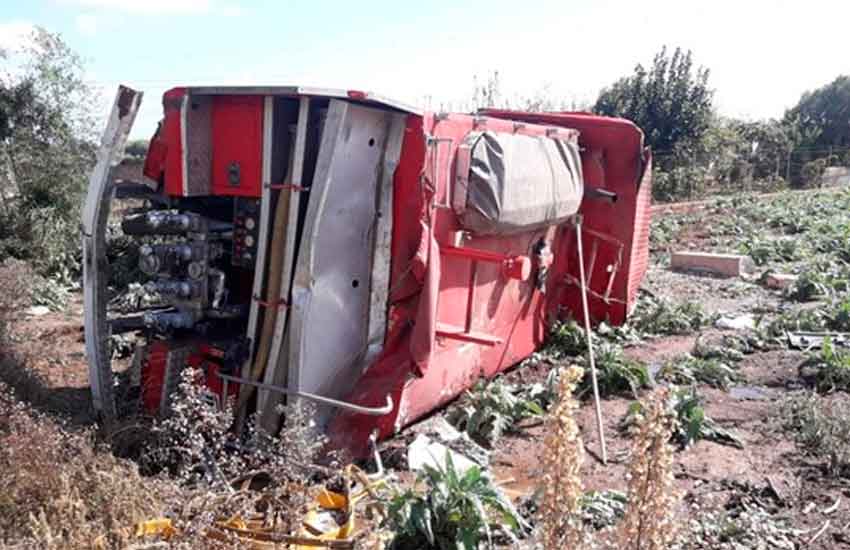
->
(0, 27), (97, 281)
(785, 75), (850, 151)
(731, 119), (795, 180)
(594, 47), (714, 169)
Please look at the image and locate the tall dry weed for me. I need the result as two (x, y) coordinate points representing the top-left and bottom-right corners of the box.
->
(539, 365), (586, 549)
(615, 388), (679, 550)
(0, 383), (174, 550)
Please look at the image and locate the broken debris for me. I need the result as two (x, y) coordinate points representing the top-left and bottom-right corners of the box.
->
(715, 313), (757, 331)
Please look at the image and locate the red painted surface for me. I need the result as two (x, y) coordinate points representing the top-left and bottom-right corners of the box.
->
(210, 95), (264, 197)
(142, 124), (167, 187)
(139, 90), (652, 457)
(141, 340), (169, 415)
(480, 110), (651, 323)
(330, 112), (620, 455)
(161, 87), (186, 196)
(141, 341), (238, 415)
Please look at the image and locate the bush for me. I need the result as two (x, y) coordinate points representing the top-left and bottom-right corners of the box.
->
(652, 165), (710, 202)
(0, 28), (96, 282)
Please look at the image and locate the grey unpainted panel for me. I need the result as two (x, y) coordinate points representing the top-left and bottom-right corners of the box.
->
(288, 99), (405, 425)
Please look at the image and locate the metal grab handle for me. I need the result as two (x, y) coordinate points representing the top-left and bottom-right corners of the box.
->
(217, 373), (394, 416)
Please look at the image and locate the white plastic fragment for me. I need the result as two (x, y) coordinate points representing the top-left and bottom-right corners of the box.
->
(25, 306), (50, 316)
(407, 434), (478, 475)
(715, 314), (757, 330)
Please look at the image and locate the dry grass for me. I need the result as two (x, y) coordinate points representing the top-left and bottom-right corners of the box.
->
(538, 365), (586, 549)
(0, 383), (175, 549)
(615, 388), (680, 550)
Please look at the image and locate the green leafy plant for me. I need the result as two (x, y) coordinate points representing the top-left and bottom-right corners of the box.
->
(622, 387), (743, 449)
(580, 490), (627, 529)
(799, 337), (850, 393)
(787, 261), (850, 302)
(579, 342), (650, 398)
(447, 379), (545, 447)
(826, 298), (850, 331)
(657, 355), (743, 391)
(630, 295), (712, 337)
(546, 319), (587, 356)
(385, 452), (527, 549)
(692, 336), (746, 362)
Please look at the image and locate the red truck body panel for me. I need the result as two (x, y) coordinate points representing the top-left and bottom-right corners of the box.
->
(126, 88), (651, 455)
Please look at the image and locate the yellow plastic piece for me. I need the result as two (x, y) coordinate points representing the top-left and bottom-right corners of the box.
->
(135, 518), (177, 539)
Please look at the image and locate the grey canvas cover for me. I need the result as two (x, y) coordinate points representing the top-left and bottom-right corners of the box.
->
(453, 131), (583, 235)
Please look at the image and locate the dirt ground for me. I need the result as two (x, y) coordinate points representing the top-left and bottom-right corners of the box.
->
(480, 263), (850, 548)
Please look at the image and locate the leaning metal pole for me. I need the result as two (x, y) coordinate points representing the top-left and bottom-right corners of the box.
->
(574, 215), (608, 464)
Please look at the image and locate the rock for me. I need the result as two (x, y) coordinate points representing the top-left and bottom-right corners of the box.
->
(25, 305), (50, 316)
(670, 251), (756, 278)
(764, 272), (798, 290)
(407, 434), (479, 474)
(715, 314), (757, 330)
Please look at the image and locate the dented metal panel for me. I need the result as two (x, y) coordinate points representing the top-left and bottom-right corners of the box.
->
(82, 85), (143, 419)
(288, 100), (401, 424)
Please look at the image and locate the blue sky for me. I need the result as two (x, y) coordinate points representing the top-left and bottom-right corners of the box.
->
(1, 0), (849, 139)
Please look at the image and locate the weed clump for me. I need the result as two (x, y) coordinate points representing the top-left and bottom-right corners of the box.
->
(799, 337), (850, 393)
(630, 295), (712, 337)
(143, 368), (332, 536)
(657, 355), (743, 391)
(0, 383), (172, 549)
(385, 452), (527, 549)
(786, 261), (850, 302)
(579, 341), (650, 398)
(622, 387), (743, 449)
(447, 377), (546, 447)
(671, 504), (799, 549)
(781, 392), (850, 477)
(547, 319), (588, 356)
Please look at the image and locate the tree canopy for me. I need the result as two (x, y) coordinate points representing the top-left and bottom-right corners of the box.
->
(0, 27), (97, 280)
(785, 75), (850, 151)
(594, 47), (714, 168)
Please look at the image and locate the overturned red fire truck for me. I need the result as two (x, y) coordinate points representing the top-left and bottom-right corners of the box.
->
(82, 85), (651, 455)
